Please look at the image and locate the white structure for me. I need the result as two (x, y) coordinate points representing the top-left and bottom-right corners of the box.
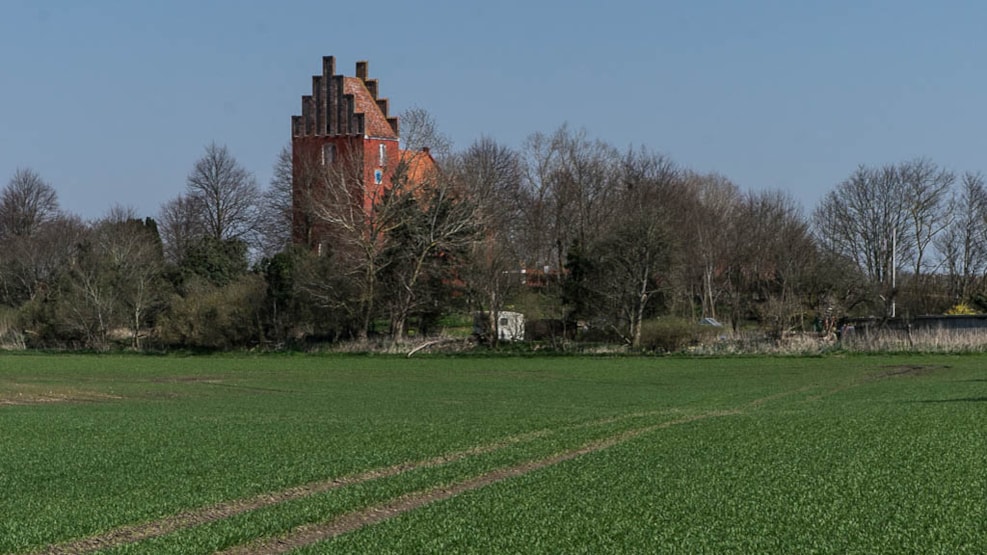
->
(473, 311), (526, 342)
(496, 311), (525, 341)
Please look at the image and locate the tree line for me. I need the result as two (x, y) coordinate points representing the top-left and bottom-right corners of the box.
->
(2, 115), (985, 351)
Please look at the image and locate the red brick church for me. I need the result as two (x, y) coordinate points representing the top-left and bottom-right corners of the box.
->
(291, 56), (435, 248)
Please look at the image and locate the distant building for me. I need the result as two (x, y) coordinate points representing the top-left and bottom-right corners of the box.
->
(290, 56), (435, 249)
(473, 311), (526, 342)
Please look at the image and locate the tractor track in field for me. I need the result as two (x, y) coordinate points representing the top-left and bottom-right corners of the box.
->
(805, 364), (949, 401)
(29, 389), (804, 555)
(30, 429), (551, 555)
(216, 409), (743, 555)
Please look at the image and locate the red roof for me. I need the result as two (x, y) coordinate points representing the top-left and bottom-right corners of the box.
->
(343, 77), (397, 139)
(400, 148), (438, 184)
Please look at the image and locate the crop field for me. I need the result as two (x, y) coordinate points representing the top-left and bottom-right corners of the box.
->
(0, 353), (984, 554)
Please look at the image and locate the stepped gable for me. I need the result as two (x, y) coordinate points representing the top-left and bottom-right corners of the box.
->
(292, 56), (399, 140)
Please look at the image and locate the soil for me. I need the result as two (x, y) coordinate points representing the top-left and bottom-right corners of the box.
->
(0, 389), (121, 407)
(872, 364), (949, 379)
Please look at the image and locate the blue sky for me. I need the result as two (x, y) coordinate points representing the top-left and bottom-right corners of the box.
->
(2, 0), (986, 220)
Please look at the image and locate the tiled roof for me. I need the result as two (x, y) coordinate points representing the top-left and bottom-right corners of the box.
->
(400, 148), (438, 183)
(343, 77), (398, 139)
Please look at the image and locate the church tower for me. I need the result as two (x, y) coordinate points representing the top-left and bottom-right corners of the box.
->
(291, 56), (402, 247)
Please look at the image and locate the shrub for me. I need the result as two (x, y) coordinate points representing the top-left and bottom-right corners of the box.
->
(638, 318), (718, 353)
(945, 302), (977, 315)
(157, 274), (266, 350)
(0, 306), (25, 350)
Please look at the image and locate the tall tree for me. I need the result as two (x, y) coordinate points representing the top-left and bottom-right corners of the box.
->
(681, 172), (739, 320)
(186, 143), (260, 243)
(936, 172), (987, 302)
(97, 207), (166, 348)
(0, 168), (59, 238)
(399, 106), (453, 160)
(551, 147), (686, 345)
(815, 160), (956, 317)
(519, 126), (620, 273)
(381, 163), (479, 341)
(158, 194), (205, 265)
(454, 137), (525, 344)
(589, 148), (680, 347)
(813, 164), (912, 316)
(899, 158), (953, 277)
(0, 170), (79, 308)
(730, 190), (814, 335)
(304, 151), (405, 340)
(256, 144), (294, 258)
(516, 126), (621, 331)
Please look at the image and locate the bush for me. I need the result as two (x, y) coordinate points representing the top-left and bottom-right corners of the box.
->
(157, 274), (266, 350)
(637, 318), (718, 353)
(0, 306), (25, 350)
(945, 303), (977, 316)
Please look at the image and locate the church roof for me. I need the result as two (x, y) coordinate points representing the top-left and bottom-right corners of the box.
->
(343, 77), (398, 140)
(292, 56), (399, 140)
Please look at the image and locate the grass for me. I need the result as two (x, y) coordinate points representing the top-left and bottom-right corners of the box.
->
(324, 383), (984, 553)
(0, 353), (984, 553)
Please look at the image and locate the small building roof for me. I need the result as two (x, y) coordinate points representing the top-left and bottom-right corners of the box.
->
(399, 147), (438, 183)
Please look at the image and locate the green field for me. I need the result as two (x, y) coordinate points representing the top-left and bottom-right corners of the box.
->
(0, 353), (984, 554)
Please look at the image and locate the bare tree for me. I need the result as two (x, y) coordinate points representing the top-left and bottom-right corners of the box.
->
(186, 143), (260, 242)
(681, 171), (739, 320)
(453, 137), (525, 344)
(0, 214), (85, 308)
(381, 166), (480, 341)
(546, 146), (685, 346)
(96, 206), (166, 348)
(591, 148), (680, 347)
(158, 194), (205, 265)
(63, 225), (117, 350)
(256, 144), (294, 258)
(518, 127), (612, 272)
(731, 190), (815, 335)
(813, 164), (913, 316)
(899, 158), (953, 277)
(514, 126), (623, 336)
(937, 172), (987, 302)
(0, 171), (78, 308)
(49, 207), (165, 350)
(304, 151), (406, 340)
(0, 168), (59, 238)
(815, 159), (957, 317)
(399, 106), (453, 160)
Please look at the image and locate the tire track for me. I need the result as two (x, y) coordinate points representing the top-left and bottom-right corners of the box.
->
(30, 388), (802, 555)
(31, 430), (550, 555)
(216, 410), (741, 555)
(29, 409), (677, 555)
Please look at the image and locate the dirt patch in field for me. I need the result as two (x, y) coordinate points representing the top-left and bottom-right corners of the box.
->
(148, 377), (304, 395)
(871, 364), (950, 380)
(0, 385), (122, 407)
(805, 365), (952, 402)
(150, 376), (225, 384)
